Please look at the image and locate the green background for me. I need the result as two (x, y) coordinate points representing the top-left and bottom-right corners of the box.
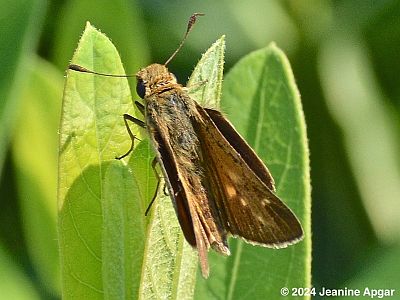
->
(1, 0), (399, 299)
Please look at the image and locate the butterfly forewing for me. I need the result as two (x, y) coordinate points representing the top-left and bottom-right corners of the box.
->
(204, 108), (276, 192)
(195, 105), (303, 247)
(150, 125), (197, 247)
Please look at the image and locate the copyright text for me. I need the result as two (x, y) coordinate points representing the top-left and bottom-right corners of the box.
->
(280, 287), (396, 298)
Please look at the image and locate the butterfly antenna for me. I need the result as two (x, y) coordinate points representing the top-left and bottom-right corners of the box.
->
(68, 64), (136, 77)
(164, 13), (204, 66)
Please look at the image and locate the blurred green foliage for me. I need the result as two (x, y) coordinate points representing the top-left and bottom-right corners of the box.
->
(0, 0), (399, 299)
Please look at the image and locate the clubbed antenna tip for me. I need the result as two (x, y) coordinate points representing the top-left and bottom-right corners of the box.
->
(164, 13), (205, 66)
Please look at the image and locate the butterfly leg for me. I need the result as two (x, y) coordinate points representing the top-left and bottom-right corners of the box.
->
(135, 101), (145, 115)
(145, 157), (161, 216)
(115, 113), (146, 160)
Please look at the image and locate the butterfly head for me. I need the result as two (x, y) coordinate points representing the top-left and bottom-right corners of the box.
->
(136, 64), (178, 99)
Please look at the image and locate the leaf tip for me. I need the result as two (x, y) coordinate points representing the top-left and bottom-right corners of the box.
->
(83, 21), (99, 34)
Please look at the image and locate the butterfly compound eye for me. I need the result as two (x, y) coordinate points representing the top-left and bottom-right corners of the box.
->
(136, 79), (146, 98)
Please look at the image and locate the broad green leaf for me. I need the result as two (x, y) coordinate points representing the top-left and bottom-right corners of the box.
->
(0, 0), (45, 176)
(12, 56), (63, 297)
(102, 140), (157, 300)
(195, 43), (311, 299)
(58, 23), (136, 299)
(102, 158), (143, 299)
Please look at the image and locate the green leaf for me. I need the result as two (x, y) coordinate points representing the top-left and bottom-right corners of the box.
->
(187, 35), (225, 107)
(59, 23), (225, 299)
(58, 23), (136, 299)
(102, 156), (144, 299)
(102, 140), (158, 300)
(195, 43), (311, 299)
(12, 56), (63, 297)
